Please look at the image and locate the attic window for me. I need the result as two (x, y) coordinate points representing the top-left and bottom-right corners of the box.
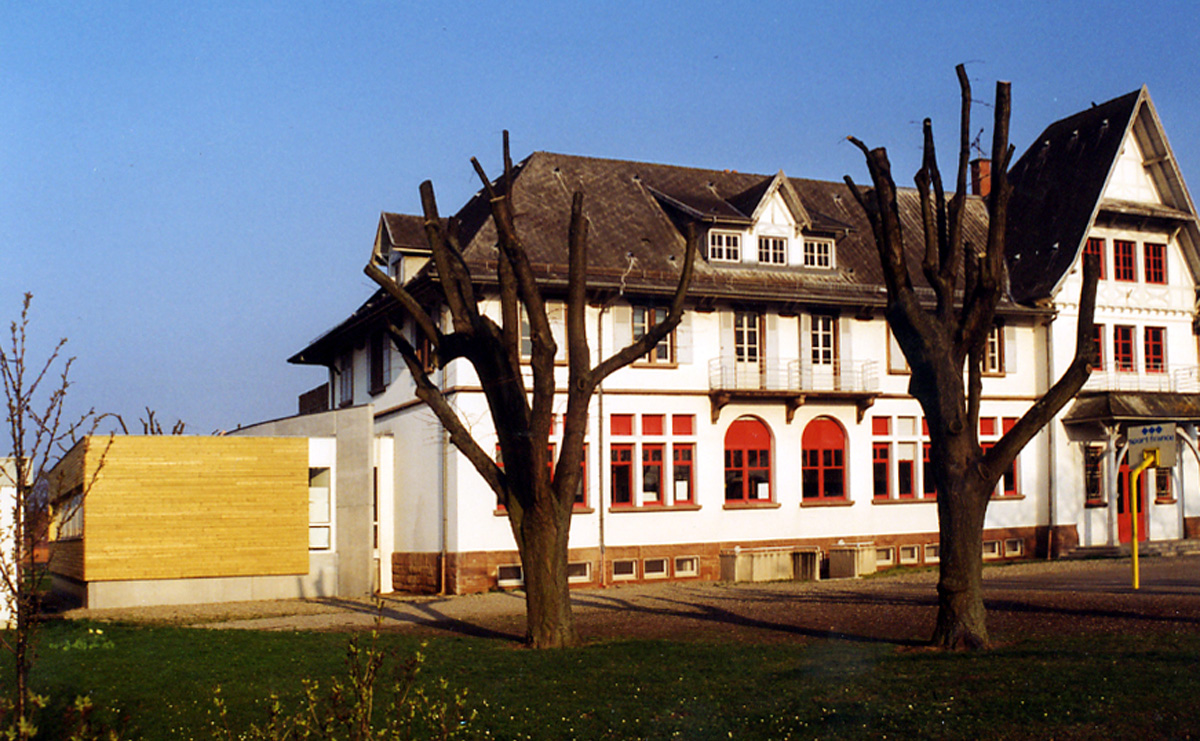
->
(709, 231), (741, 262)
(803, 238), (835, 269)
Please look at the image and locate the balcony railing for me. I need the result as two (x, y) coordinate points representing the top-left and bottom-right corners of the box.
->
(1084, 366), (1200, 393)
(708, 358), (880, 394)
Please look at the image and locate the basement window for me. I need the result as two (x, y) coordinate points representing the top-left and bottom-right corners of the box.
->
(875, 547), (895, 567)
(644, 558), (669, 579)
(983, 540), (1001, 560)
(613, 559), (638, 580)
(497, 565), (524, 587)
(1004, 538), (1025, 557)
(898, 545), (920, 565)
(567, 561), (591, 584)
(924, 544), (940, 564)
(674, 556), (699, 577)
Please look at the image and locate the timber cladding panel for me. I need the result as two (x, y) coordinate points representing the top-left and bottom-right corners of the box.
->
(80, 436), (308, 582)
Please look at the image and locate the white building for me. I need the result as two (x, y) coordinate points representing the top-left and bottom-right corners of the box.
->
(244, 88), (1200, 596)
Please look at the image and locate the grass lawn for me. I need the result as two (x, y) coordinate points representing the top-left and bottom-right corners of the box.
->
(10, 620), (1199, 739)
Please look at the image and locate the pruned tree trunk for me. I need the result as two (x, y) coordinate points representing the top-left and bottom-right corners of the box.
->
(366, 133), (696, 648)
(846, 67), (1098, 649)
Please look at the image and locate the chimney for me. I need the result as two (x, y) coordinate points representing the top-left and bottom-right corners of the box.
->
(970, 158), (991, 198)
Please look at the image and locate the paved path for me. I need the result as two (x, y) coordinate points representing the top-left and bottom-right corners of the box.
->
(64, 555), (1200, 644)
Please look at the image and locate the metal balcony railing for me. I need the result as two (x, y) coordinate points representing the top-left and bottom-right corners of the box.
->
(707, 358), (880, 394)
(1082, 366), (1200, 393)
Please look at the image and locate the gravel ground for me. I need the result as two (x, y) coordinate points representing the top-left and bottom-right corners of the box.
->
(58, 555), (1200, 645)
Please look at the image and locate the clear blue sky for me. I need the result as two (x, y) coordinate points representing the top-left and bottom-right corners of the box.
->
(4, 1), (1199, 433)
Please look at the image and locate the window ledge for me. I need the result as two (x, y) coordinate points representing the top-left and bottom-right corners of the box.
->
(800, 499), (853, 507)
(1155, 498), (1177, 505)
(608, 503), (701, 513)
(872, 497), (936, 505)
(723, 501), (781, 510)
(495, 506), (598, 517)
(631, 361), (680, 369)
(990, 494), (1026, 501)
(1084, 500), (1108, 508)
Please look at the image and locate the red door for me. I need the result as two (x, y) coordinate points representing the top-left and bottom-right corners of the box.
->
(1117, 461), (1148, 543)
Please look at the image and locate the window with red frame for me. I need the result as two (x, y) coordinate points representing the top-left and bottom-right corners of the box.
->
(1144, 326), (1166, 373)
(642, 444), (664, 504)
(641, 414), (665, 436)
(801, 417), (845, 501)
(922, 443), (937, 498)
(573, 444), (589, 507)
(725, 417), (772, 502)
(672, 444), (694, 504)
(897, 443), (916, 499)
(1113, 240), (1136, 281)
(611, 444), (633, 506)
(872, 443), (890, 500)
(610, 414), (634, 436)
(1092, 324), (1105, 370)
(1084, 237), (1106, 279)
(1144, 242), (1166, 284)
(982, 442), (1019, 497)
(1114, 325), (1135, 371)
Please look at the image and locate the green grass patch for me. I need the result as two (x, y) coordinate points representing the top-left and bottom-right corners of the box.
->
(11, 621), (1200, 739)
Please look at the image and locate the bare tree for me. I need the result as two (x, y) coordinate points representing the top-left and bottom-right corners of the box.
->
(845, 67), (1099, 648)
(113, 406), (187, 435)
(0, 294), (107, 734)
(364, 134), (697, 648)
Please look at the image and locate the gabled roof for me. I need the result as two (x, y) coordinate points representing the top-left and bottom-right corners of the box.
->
(1006, 88), (1200, 303)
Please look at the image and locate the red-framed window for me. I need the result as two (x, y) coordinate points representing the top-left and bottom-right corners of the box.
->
(672, 443), (694, 504)
(897, 444), (916, 499)
(611, 444), (634, 506)
(982, 443), (1019, 497)
(872, 443), (890, 500)
(922, 443), (937, 499)
(1145, 326), (1166, 373)
(642, 444), (665, 505)
(1113, 240), (1136, 282)
(1114, 325), (1135, 372)
(1084, 445), (1104, 504)
(872, 416), (890, 436)
(1144, 242), (1166, 284)
(671, 414), (695, 436)
(725, 417), (772, 502)
(801, 417), (845, 501)
(610, 414), (634, 436)
(979, 417), (997, 437)
(1084, 237), (1106, 279)
(1092, 324), (1105, 370)
(641, 414), (665, 435)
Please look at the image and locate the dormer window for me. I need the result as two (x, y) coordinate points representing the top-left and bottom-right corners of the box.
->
(803, 238), (835, 269)
(709, 231), (741, 262)
(758, 236), (787, 265)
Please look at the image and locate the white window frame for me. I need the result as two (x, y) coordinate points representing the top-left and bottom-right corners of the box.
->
(803, 238), (835, 268)
(497, 564), (524, 587)
(1004, 538), (1025, 557)
(674, 556), (699, 577)
(983, 326), (1004, 375)
(875, 546), (895, 567)
(757, 236), (787, 265)
(612, 559), (638, 580)
(709, 231), (742, 262)
(567, 561), (592, 584)
(898, 545), (920, 564)
(643, 557), (669, 579)
(811, 315), (837, 367)
(632, 306), (674, 364)
(982, 540), (1002, 560)
(924, 543), (941, 564)
(309, 467), (334, 551)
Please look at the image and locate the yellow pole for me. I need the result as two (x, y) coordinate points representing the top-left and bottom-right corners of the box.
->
(1129, 449), (1157, 590)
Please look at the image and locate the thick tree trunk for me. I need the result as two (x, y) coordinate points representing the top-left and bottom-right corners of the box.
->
(514, 492), (578, 648)
(932, 474), (991, 649)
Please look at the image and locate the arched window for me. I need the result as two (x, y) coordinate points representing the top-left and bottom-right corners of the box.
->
(802, 417), (846, 501)
(724, 417), (772, 502)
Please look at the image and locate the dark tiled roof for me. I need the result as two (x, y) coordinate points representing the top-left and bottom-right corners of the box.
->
(292, 151), (1032, 366)
(380, 213), (429, 251)
(1005, 90), (1141, 303)
(443, 151), (992, 302)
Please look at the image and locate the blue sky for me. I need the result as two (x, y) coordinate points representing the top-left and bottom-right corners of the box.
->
(3, 1), (1199, 433)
